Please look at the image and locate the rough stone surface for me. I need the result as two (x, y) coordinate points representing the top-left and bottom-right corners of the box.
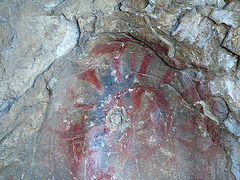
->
(222, 26), (240, 56)
(209, 9), (240, 28)
(1, 0), (240, 179)
(120, 0), (148, 11)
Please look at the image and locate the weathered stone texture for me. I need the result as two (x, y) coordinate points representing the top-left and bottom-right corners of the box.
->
(209, 9), (240, 28)
(222, 26), (240, 56)
(120, 0), (148, 11)
(1, 0), (240, 179)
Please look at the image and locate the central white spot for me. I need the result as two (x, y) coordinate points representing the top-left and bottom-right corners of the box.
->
(106, 106), (131, 132)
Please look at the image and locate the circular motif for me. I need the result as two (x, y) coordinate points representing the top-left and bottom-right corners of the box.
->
(41, 38), (223, 179)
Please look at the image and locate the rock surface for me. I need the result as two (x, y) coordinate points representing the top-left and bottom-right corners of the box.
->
(0, 0), (240, 179)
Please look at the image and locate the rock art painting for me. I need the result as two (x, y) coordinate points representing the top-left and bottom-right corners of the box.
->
(36, 36), (232, 179)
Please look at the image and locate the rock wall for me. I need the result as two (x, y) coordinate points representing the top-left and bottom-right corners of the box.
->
(0, 0), (240, 179)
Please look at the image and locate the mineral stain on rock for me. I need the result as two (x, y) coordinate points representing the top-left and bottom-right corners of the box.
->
(36, 36), (232, 179)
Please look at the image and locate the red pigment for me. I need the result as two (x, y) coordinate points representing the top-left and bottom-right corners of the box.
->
(161, 69), (178, 84)
(45, 120), (88, 179)
(91, 42), (126, 57)
(131, 87), (145, 109)
(77, 68), (102, 90)
(73, 103), (94, 109)
(196, 75), (224, 120)
(195, 78), (213, 102)
(205, 117), (220, 145)
(193, 74), (221, 145)
(176, 137), (196, 154)
(138, 48), (155, 76)
(148, 41), (169, 55)
(46, 92), (95, 179)
(61, 110), (89, 179)
(181, 83), (201, 105)
(82, 38), (130, 68)
(46, 39), (223, 179)
(91, 42), (127, 81)
(159, 68), (222, 178)
(116, 36), (134, 42)
(118, 36), (169, 56)
(63, 129), (87, 177)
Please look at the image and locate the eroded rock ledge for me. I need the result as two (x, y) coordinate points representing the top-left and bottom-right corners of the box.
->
(0, 0), (240, 179)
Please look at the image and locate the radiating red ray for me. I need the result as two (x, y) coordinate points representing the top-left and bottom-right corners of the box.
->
(138, 48), (155, 76)
(77, 68), (102, 90)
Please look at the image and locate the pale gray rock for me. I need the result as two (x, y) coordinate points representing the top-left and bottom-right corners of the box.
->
(210, 75), (240, 112)
(171, 0), (226, 7)
(0, 2), (10, 20)
(197, 5), (214, 17)
(51, 0), (93, 23)
(32, 0), (66, 12)
(222, 26), (240, 56)
(209, 9), (240, 28)
(171, 9), (237, 70)
(171, 10), (204, 44)
(0, 12), (79, 117)
(120, 0), (148, 11)
(0, 73), (50, 177)
(1, 0), (240, 179)
(93, 0), (119, 12)
(0, 20), (14, 50)
(223, 134), (240, 179)
(225, 0), (240, 12)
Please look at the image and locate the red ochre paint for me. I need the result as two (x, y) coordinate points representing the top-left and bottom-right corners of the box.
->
(138, 48), (155, 76)
(44, 39), (223, 179)
(174, 115), (201, 159)
(77, 68), (102, 90)
(148, 41), (169, 55)
(116, 36), (134, 43)
(181, 82), (201, 105)
(91, 42), (126, 57)
(57, 111), (89, 179)
(91, 42), (127, 82)
(131, 87), (145, 109)
(205, 117), (220, 145)
(161, 69), (178, 84)
(73, 102), (94, 109)
(179, 78), (221, 145)
(177, 71), (221, 146)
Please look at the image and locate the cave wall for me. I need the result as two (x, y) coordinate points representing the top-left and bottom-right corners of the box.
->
(0, 0), (240, 179)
